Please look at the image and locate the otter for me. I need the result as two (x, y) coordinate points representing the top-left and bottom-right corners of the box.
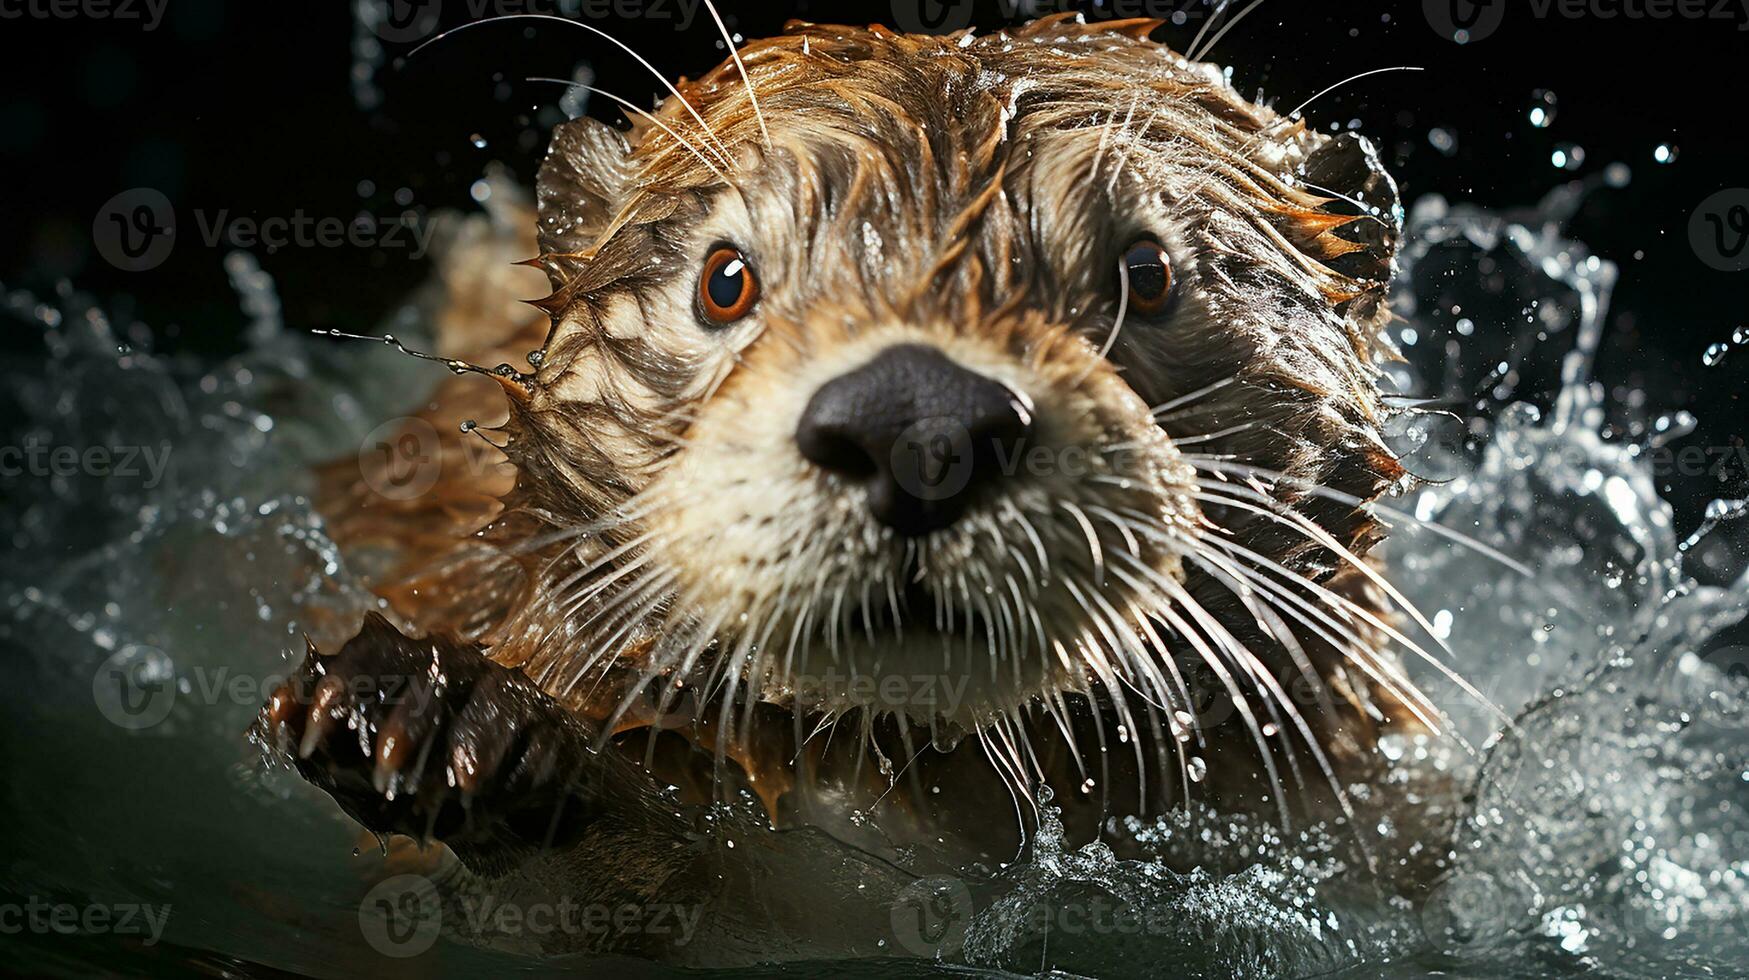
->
(257, 14), (1455, 962)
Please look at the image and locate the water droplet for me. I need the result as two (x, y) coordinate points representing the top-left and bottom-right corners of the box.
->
(1652, 411), (1698, 438)
(1704, 498), (1747, 522)
(1428, 127), (1458, 157)
(469, 133), (488, 149)
(1187, 757), (1208, 782)
(1652, 142), (1679, 165)
(1528, 89), (1558, 128)
(1551, 143), (1586, 171)
(1733, 326), (1748, 345)
(1703, 343), (1729, 367)
(526, 349), (546, 368)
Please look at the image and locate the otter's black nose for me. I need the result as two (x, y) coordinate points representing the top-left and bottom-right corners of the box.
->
(796, 344), (1033, 537)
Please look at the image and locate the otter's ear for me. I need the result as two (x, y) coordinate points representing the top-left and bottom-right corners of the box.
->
(1299, 133), (1401, 284)
(536, 116), (634, 257)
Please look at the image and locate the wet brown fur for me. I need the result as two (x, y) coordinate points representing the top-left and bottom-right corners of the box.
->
(318, 16), (1417, 858)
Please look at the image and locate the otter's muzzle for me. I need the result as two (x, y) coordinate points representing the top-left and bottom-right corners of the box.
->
(795, 344), (1033, 537)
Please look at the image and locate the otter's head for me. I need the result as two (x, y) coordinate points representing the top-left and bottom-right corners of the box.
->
(502, 18), (1404, 752)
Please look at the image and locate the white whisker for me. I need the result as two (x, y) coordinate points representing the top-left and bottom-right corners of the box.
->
(414, 15), (732, 164)
(1185, 455), (1534, 577)
(1286, 66), (1425, 121)
(1150, 376), (1237, 417)
(526, 78), (730, 182)
(702, 0), (772, 149)
(1191, 0), (1270, 62)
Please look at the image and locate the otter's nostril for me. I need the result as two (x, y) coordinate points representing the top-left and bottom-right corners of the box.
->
(794, 344), (1034, 537)
(795, 418), (880, 479)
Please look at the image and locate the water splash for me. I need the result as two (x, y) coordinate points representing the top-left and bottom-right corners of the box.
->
(3, 176), (1745, 975)
(948, 182), (1749, 977)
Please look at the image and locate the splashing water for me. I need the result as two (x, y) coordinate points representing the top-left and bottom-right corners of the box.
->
(2, 174), (1746, 976)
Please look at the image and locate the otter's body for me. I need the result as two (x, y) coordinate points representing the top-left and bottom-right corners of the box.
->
(261, 15), (1452, 961)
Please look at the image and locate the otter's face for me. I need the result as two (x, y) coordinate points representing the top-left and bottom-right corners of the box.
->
(510, 21), (1402, 740)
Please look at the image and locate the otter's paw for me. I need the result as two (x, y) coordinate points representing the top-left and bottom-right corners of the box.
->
(255, 613), (598, 852)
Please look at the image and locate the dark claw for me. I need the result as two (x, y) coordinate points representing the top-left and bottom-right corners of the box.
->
(252, 612), (599, 862)
(298, 674), (348, 759)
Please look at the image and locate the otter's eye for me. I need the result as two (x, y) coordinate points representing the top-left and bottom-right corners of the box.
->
(698, 245), (759, 325)
(1121, 238), (1175, 316)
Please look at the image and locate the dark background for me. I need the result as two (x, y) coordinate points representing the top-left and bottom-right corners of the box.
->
(1, 0), (1744, 522)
